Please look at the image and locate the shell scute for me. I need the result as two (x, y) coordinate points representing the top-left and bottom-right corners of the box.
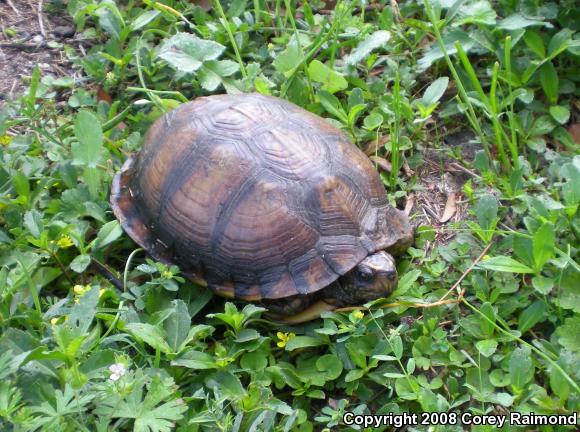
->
(214, 174), (319, 273)
(255, 128), (329, 181)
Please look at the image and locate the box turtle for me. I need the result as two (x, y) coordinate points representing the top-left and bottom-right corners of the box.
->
(111, 93), (413, 322)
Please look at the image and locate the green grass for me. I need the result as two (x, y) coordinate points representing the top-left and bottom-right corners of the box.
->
(0, 0), (579, 431)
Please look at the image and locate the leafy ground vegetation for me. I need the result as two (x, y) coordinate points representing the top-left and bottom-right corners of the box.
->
(0, 0), (579, 431)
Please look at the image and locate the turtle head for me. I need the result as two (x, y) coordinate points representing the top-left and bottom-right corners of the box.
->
(339, 251), (398, 304)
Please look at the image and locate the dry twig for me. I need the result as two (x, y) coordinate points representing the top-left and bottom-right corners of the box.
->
(6, 0), (21, 15)
(91, 259), (124, 290)
(37, 0), (47, 38)
(421, 206), (433, 225)
(423, 204), (440, 221)
(438, 241), (494, 302)
(449, 162), (482, 179)
(0, 41), (44, 48)
(335, 288), (466, 314)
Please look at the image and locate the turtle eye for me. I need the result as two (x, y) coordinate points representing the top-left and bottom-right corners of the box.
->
(356, 269), (373, 281)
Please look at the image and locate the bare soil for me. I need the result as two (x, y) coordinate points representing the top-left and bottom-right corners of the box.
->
(0, 0), (77, 104)
(406, 129), (477, 250)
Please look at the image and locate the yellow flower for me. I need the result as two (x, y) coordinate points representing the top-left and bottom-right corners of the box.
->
(73, 285), (106, 301)
(0, 135), (10, 146)
(56, 235), (74, 249)
(50, 317), (59, 325)
(73, 285), (92, 303)
(352, 310), (365, 320)
(276, 331), (296, 348)
(73, 284), (91, 296)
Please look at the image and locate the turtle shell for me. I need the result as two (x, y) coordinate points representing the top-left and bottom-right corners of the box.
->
(110, 93), (411, 301)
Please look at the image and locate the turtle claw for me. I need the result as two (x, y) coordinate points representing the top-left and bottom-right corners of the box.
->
(269, 300), (336, 325)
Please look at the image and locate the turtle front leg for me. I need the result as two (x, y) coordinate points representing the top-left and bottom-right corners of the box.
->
(263, 293), (338, 324)
(263, 285), (343, 324)
(272, 300), (337, 324)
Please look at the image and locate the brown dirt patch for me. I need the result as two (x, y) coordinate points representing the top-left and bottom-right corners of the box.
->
(0, 0), (77, 104)
(364, 128), (477, 247)
(406, 129), (478, 248)
(409, 153), (471, 248)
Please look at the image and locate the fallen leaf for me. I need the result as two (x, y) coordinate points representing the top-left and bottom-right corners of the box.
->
(189, 0), (212, 11)
(440, 192), (457, 223)
(403, 160), (415, 176)
(369, 67), (385, 77)
(364, 135), (390, 155)
(97, 87), (112, 104)
(568, 124), (580, 144)
(404, 193), (415, 216)
(370, 155), (392, 172)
